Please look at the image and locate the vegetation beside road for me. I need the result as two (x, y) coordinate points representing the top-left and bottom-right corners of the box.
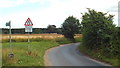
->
(2, 34), (82, 66)
(79, 44), (120, 66)
(3, 41), (58, 66)
(79, 8), (120, 66)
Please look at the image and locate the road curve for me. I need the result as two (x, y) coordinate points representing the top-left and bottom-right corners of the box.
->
(44, 43), (111, 66)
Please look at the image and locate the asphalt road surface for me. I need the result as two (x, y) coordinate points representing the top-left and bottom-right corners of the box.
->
(46, 43), (112, 67)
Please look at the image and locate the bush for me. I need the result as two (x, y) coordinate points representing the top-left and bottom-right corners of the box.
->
(81, 8), (116, 50)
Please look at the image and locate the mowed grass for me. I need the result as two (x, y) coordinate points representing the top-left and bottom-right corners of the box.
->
(2, 41), (59, 66)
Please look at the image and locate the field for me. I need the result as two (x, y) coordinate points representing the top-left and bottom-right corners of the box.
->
(2, 34), (82, 66)
(2, 34), (81, 40)
(2, 34), (64, 40)
(2, 34), (82, 43)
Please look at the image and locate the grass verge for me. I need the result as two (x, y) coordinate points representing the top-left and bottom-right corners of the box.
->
(2, 41), (59, 66)
(79, 44), (120, 66)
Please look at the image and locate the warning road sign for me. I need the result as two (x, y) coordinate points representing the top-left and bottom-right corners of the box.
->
(24, 18), (33, 32)
(24, 18), (33, 26)
(24, 18), (33, 53)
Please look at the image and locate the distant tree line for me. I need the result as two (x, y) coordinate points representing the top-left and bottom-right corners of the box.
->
(1, 28), (62, 34)
(2, 23), (82, 34)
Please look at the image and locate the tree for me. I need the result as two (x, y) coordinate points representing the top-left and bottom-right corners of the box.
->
(81, 8), (116, 50)
(117, 27), (120, 44)
(61, 16), (81, 41)
(33, 28), (41, 34)
(47, 25), (57, 33)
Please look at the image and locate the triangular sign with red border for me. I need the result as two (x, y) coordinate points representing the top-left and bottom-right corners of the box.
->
(24, 18), (33, 26)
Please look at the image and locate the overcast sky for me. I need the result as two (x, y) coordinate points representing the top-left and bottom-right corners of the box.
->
(0, 0), (119, 28)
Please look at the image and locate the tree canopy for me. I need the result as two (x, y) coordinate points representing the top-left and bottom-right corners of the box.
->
(47, 25), (57, 33)
(81, 8), (116, 50)
(61, 16), (81, 41)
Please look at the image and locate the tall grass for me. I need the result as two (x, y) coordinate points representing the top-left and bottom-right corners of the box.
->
(2, 34), (82, 43)
(2, 34), (64, 40)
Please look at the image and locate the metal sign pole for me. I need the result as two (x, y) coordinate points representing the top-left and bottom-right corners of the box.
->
(24, 18), (33, 55)
(6, 21), (14, 58)
(28, 32), (30, 52)
(9, 21), (12, 54)
(28, 32), (31, 55)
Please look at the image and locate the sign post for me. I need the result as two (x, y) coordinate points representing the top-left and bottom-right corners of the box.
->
(24, 18), (33, 55)
(6, 21), (14, 58)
